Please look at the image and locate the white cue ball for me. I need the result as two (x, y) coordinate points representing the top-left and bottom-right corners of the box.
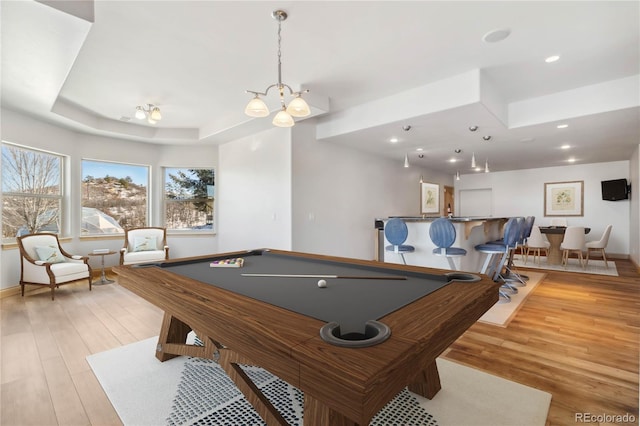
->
(317, 279), (327, 288)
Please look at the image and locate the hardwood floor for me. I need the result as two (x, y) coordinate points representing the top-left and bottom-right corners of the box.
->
(1, 260), (638, 425)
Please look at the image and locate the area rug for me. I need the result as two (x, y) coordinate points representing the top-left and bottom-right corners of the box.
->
(478, 271), (545, 327)
(87, 337), (551, 426)
(513, 258), (618, 276)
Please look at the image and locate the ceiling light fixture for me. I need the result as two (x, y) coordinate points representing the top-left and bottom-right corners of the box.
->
(557, 124), (569, 129)
(483, 135), (491, 141)
(244, 10), (310, 128)
(135, 104), (162, 124)
(545, 55), (560, 63)
(482, 28), (511, 43)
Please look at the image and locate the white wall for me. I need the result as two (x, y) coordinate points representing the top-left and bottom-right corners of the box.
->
(216, 127), (292, 252)
(455, 161), (631, 256)
(291, 119), (453, 260)
(1, 109), (219, 289)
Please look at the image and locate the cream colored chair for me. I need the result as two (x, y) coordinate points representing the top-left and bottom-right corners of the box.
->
(17, 233), (92, 300)
(560, 226), (585, 269)
(585, 224), (613, 268)
(524, 225), (550, 265)
(120, 227), (169, 265)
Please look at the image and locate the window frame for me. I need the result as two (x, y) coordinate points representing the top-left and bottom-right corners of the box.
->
(1, 141), (65, 242)
(163, 167), (216, 234)
(80, 158), (151, 235)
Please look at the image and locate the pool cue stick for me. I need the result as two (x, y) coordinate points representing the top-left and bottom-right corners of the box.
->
(240, 273), (407, 280)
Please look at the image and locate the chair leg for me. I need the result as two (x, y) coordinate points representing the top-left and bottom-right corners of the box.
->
(50, 284), (55, 300)
(88, 276), (93, 291)
(601, 249), (608, 268)
(446, 257), (457, 270)
(400, 253), (407, 265)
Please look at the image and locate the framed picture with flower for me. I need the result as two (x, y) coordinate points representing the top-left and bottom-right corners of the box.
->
(420, 182), (440, 215)
(544, 180), (583, 216)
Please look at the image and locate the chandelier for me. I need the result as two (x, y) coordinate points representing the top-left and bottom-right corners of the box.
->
(135, 103), (162, 124)
(244, 10), (310, 127)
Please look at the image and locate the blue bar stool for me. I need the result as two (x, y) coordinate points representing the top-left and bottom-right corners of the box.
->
(429, 217), (466, 270)
(474, 217), (521, 302)
(384, 218), (415, 265)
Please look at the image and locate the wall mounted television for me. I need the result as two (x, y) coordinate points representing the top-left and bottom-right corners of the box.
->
(601, 178), (629, 201)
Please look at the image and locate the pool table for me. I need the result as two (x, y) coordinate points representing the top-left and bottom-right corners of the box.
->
(113, 249), (498, 425)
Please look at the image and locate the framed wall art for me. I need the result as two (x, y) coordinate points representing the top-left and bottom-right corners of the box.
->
(544, 180), (584, 216)
(420, 182), (440, 215)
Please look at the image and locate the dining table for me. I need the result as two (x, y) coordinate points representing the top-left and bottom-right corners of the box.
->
(539, 226), (591, 265)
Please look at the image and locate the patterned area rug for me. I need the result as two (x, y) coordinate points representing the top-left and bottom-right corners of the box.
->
(166, 357), (436, 426)
(87, 337), (551, 426)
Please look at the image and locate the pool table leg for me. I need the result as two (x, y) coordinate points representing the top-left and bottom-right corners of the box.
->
(407, 360), (441, 399)
(305, 395), (358, 425)
(155, 312), (217, 362)
(217, 348), (290, 426)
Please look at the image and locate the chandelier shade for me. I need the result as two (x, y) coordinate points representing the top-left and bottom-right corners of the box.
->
(244, 10), (310, 128)
(135, 103), (161, 124)
(245, 96), (269, 117)
(273, 108), (295, 127)
(286, 95), (311, 117)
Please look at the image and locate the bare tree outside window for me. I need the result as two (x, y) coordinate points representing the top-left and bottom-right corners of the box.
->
(164, 168), (215, 231)
(2, 143), (62, 240)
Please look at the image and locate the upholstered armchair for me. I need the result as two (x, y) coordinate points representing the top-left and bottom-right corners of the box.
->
(120, 227), (169, 265)
(17, 233), (92, 300)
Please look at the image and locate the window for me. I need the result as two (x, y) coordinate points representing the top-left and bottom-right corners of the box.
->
(81, 160), (149, 234)
(2, 143), (63, 241)
(164, 168), (215, 231)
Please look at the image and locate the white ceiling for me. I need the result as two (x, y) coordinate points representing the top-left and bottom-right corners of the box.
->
(2, 1), (639, 175)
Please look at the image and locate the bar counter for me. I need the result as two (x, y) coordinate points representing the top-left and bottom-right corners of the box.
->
(377, 216), (509, 272)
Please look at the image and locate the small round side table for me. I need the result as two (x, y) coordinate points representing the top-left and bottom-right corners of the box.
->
(88, 251), (117, 285)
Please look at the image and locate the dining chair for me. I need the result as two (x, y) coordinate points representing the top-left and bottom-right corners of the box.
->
(585, 224), (613, 268)
(560, 226), (586, 268)
(524, 225), (550, 265)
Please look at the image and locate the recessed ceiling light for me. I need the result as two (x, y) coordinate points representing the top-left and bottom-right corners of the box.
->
(482, 135), (491, 141)
(390, 137), (398, 143)
(416, 148), (424, 152)
(545, 55), (560, 63)
(568, 158), (576, 163)
(557, 124), (569, 129)
(561, 144), (571, 150)
(482, 28), (511, 43)
(449, 158), (457, 163)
